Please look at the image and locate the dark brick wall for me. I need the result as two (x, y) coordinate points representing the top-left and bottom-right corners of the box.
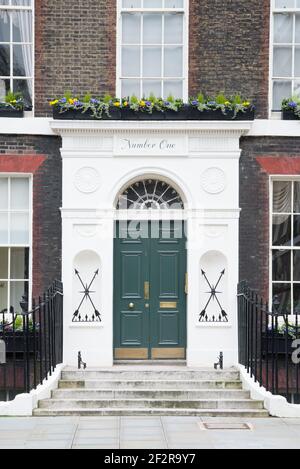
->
(189, 0), (270, 118)
(0, 136), (62, 298)
(35, 0), (117, 116)
(239, 137), (300, 298)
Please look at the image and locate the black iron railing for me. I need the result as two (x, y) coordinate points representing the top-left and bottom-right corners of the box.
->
(238, 281), (300, 404)
(0, 280), (63, 401)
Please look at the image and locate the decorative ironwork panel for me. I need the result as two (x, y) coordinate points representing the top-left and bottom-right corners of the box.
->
(199, 269), (228, 323)
(72, 269), (101, 323)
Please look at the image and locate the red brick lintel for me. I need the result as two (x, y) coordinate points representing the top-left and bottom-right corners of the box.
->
(0, 155), (46, 173)
(256, 156), (300, 175)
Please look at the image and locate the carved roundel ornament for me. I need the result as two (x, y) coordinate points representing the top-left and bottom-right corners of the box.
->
(201, 167), (226, 195)
(74, 167), (101, 194)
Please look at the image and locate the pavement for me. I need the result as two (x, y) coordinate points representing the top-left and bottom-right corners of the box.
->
(0, 416), (300, 449)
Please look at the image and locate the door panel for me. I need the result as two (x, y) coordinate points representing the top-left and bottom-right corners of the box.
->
(114, 221), (186, 360)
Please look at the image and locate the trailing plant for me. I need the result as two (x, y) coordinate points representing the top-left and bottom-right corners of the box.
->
(0, 91), (24, 110)
(189, 93), (253, 117)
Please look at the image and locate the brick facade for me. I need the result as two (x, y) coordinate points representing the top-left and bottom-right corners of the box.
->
(239, 137), (300, 298)
(0, 135), (62, 298)
(189, 0), (270, 118)
(35, 0), (117, 116)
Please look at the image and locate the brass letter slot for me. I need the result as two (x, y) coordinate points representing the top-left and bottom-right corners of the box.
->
(160, 301), (177, 309)
(144, 281), (150, 300)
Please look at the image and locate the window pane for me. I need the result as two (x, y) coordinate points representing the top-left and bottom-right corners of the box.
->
(274, 14), (293, 43)
(10, 247), (29, 279)
(122, 46), (140, 77)
(294, 251), (300, 281)
(273, 283), (291, 313)
(294, 181), (300, 212)
(273, 249), (291, 281)
(0, 282), (8, 313)
(13, 44), (31, 77)
(294, 214), (300, 245)
(272, 214), (291, 246)
(122, 13), (140, 44)
(144, 0), (162, 6)
(122, 0), (141, 7)
(164, 13), (183, 44)
(297, 0), (300, 6)
(142, 80), (161, 96)
(0, 1), (9, 5)
(0, 79), (10, 100)
(295, 48), (300, 76)
(273, 46), (292, 76)
(273, 181), (292, 212)
(163, 79), (182, 98)
(121, 79), (140, 97)
(0, 178), (8, 210)
(13, 79), (32, 106)
(296, 15), (300, 43)
(10, 212), (29, 244)
(0, 213), (8, 244)
(143, 14), (162, 44)
(165, 0), (183, 6)
(0, 11), (10, 42)
(275, 0), (295, 7)
(143, 47), (161, 77)
(10, 281), (27, 314)
(12, 11), (32, 43)
(164, 46), (182, 77)
(273, 81), (292, 110)
(0, 45), (10, 76)
(294, 285), (300, 313)
(12, 0), (32, 5)
(10, 178), (29, 210)
(0, 248), (8, 279)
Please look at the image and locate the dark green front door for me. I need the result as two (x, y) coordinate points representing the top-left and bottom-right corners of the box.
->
(114, 221), (187, 360)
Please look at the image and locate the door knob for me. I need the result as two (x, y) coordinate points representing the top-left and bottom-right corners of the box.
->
(129, 303), (135, 309)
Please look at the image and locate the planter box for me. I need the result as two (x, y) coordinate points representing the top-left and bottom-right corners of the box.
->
(3, 332), (39, 354)
(53, 106), (121, 120)
(0, 108), (24, 118)
(282, 109), (300, 120)
(188, 107), (255, 121)
(138, 110), (165, 120)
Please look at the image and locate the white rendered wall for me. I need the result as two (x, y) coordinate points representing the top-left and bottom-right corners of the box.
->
(52, 121), (252, 368)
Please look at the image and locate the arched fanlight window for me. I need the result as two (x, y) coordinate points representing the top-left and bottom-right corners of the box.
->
(117, 178), (184, 210)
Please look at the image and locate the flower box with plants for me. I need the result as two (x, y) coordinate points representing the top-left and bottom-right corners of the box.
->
(0, 91), (24, 117)
(281, 97), (300, 120)
(0, 316), (39, 354)
(261, 322), (299, 356)
(50, 92), (255, 121)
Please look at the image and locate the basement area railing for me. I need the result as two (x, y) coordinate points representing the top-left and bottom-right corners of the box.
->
(0, 280), (63, 401)
(238, 281), (300, 404)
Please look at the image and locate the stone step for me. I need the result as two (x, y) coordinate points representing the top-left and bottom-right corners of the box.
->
(61, 369), (240, 381)
(58, 379), (243, 390)
(33, 408), (269, 418)
(38, 398), (264, 410)
(52, 389), (250, 400)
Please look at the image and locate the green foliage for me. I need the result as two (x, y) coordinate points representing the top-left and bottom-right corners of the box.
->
(82, 92), (92, 103)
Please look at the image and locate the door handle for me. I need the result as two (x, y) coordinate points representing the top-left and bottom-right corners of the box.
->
(128, 303), (135, 309)
(144, 281), (150, 300)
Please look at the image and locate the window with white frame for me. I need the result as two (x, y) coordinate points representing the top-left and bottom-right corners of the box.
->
(272, 0), (300, 111)
(271, 180), (300, 314)
(0, 177), (31, 315)
(0, 0), (33, 107)
(118, 0), (187, 99)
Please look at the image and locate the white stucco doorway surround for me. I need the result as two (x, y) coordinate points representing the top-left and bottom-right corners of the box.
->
(50, 120), (253, 368)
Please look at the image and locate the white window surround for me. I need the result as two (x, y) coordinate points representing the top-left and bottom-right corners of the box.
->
(270, 0), (300, 114)
(116, 0), (189, 100)
(270, 176), (300, 315)
(0, 174), (32, 314)
(0, 0), (34, 110)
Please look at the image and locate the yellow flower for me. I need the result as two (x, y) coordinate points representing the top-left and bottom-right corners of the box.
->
(139, 100), (146, 107)
(242, 101), (250, 107)
(68, 98), (74, 104)
(49, 99), (58, 106)
(123, 101), (128, 107)
(224, 101), (230, 106)
(114, 101), (121, 107)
